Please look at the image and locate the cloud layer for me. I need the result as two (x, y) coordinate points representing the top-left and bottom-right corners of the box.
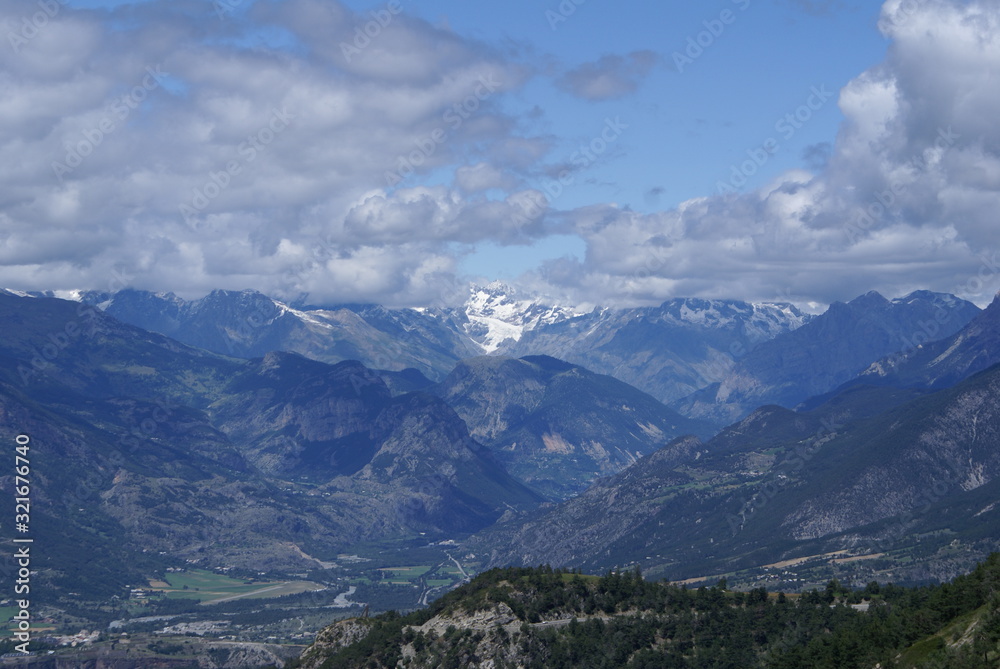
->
(1, 0), (998, 309)
(555, 51), (659, 101)
(531, 0), (1000, 308)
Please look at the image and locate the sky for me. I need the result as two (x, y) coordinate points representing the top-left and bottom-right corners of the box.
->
(0, 0), (998, 310)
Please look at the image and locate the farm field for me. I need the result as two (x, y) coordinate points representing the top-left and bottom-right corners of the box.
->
(0, 606), (18, 630)
(148, 569), (321, 605)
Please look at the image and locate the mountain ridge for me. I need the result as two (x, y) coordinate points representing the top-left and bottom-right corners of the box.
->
(427, 354), (713, 499)
(471, 360), (1000, 585)
(673, 290), (981, 424)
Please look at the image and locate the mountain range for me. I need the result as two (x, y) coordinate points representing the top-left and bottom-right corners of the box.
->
(0, 291), (539, 601)
(502, 296), (812, 407)
(674, 290), (981, 425)
(471, 293), (1000, 585)
(64, 286), (981, 432)
(3, 283), (999, 662)
(64, 286), (813, 410)
(426, 355), (713, 499)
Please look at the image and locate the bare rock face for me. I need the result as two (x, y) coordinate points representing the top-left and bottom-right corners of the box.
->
(429, 355), (712, 499)
(783, 374), (1000, 540)
(473, 361), (1000, 584)
(299, 618), (376, 669)
(413, 602), (519, 636)
(676, 291), (981, 425)
(504, 297), (812, 407)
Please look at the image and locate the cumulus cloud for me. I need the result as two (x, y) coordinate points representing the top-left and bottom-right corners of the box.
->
(454, 162), (518, 193)
(1, 0), (999, 311)
(555, 51), (659, 101)
(524, 0), (1000, 308)
(0, 0), (540, 306)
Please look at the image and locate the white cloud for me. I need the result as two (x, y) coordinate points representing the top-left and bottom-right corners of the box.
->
(555, 51), (659, 101)
(0, 0), (542, 305)
(454, 162), (518, 193)
(523, 0), (1000, 308)
(1, 0), (999, 310)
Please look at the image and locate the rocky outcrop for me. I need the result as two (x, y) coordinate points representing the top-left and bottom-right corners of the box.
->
(299, 619), (376, 669)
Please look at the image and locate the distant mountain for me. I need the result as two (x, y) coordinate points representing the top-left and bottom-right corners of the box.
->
(499, 298), (811, 409)
(458, 281), (581, 353)
(0, 292), (540, 602)
(851, 290), (1000, 392)
(61, 288), (812, 419)
(207, 351), (541, 534)
(76, 288), (480, 381)
(71, 285), (579, 379)
(675, 290), (981, 425)
(472, 362), (1000, 584)
(428, 355), (714, 499)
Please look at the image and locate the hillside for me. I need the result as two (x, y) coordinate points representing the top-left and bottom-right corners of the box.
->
(0, 292), (540, 603)
(676, 291), (980, 424)
(429, 355), (713, 499)
(472, 362), (1000, 586)
(292, 557), (1000, 668)
(503, 298), (811, 408)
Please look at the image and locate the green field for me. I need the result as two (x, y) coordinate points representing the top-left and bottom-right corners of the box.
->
(379, 566), (432, 578)
(150, 570), (320, 605)
(426, 579), (452, 587)
(0, 606), (18, 628)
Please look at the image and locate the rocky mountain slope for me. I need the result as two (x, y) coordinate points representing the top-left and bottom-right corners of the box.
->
(472, 362), (1000, 585)
(675, 291), (980, 424)
(0, 292), (539, 602)
(428, 355), (713, 499)
(849, 290), (1000, 393)
(499, 298), (812, 408)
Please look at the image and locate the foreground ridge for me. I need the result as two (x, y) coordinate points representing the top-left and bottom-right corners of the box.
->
(295, 556), (1000, 668)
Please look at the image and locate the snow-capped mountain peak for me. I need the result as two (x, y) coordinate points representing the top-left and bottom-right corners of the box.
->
(462, 282), (582, 353)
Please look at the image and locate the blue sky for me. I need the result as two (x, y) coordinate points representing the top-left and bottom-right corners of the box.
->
(1, 0), (998, 308)
(370, 0), (894, 279)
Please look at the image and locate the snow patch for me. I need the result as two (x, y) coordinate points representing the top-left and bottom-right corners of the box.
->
(462, 281), (581, 353)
